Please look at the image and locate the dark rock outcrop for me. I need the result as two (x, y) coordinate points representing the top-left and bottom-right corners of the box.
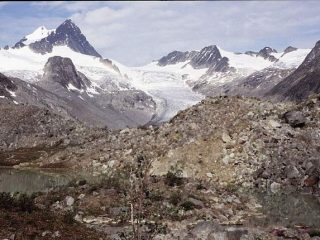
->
(42, 56), (89, 90)
(158, 51), (191, 66)
(12, 39), (26, 49)
(258, 47), (278, 62)
(283, 46), (297, 55)
(0, 73), (18, 100)
(157, 45), (231, 73)
(245, 51), (258, 56)
(190, 45), (223, 69)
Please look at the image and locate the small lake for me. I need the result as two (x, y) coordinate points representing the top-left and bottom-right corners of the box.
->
(0, 167), (89, 194)
(249, 191), (320, 228)
(0, 168), (319, 230)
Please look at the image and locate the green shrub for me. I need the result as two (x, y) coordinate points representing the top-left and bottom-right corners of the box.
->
(169, 192), (182, 206)
(181, 200), (195, 211)
(0, 192), (14, 209)
(63, 210), (75, 224)
(165, 168), (184, 187)
(0, 193), (35, 212)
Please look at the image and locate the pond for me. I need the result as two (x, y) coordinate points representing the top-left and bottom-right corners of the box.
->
(0, 167), (319, 230)
(249, 191), (320, 228)
(0, 167), (91, 194)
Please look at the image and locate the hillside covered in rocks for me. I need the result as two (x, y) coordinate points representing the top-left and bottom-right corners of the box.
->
(2, 94), (319, 193)
(1, 94), (320, 239)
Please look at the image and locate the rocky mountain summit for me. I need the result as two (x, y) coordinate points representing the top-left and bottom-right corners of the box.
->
(158, 45), (231, 72)
(29, 19), (101, 57)
(257, 47), (278, 62)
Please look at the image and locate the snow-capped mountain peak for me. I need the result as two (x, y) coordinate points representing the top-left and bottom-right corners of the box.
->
(28, 19), (102, 58)
(13, 26), (55, 48)
(24, 26), (55, 45)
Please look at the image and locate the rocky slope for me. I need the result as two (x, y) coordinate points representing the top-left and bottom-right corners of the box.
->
(268, 40), (320, 101)
(1, 94), (319, 239)
(6, 94), (318, 193)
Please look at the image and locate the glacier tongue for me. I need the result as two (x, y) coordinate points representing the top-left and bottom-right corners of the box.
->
(122, 68), (204, 123)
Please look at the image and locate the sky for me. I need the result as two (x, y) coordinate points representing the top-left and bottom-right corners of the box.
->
(0, 1), (320, 66)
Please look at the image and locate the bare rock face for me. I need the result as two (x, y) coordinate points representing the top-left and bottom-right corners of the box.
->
(268, 40), (320, 101)
(283, 46), (297, 55)
(42, 56), (88, 90)
(0, 73), (17, 99)
(258, 47), (278, 62)
(158, 51), (194, 66)
(190, 45), (224, 69)
(157, 45), (231, 73)
(29, 19), (101, 57)
(99, 58), (121, 74)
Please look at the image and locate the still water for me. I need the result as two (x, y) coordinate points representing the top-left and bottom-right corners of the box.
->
(0, 168), (319, 229)
(0, 167), (83, 194)
(251, 191), (320, 228)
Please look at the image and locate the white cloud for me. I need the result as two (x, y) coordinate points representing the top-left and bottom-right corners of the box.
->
(1, 1), (320, 66)
(66, 1), (320, 66)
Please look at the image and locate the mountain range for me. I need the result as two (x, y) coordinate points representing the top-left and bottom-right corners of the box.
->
(1, 19), (320, 129)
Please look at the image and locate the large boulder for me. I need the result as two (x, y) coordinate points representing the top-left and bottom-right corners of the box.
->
(282, 111), (306, 128)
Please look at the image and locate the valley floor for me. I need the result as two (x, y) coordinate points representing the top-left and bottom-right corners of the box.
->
(0, 95), (320, 239)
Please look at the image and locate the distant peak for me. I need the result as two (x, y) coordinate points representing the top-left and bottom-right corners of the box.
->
(60, 19), (77, 27)
(283, 46), (297, 54)
(202, 45), (218, 50)
(259, 47), (277, 54)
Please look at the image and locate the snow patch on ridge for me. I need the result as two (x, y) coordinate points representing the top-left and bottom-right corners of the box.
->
(217, 47), (272, 71)
(23, 26), (55, 45)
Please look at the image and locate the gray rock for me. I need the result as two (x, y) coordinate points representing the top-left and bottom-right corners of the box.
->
(286, 166), (300, 179)
(190, 221), (221, 239)
(187, 197), (205, 209)
(283, 111), (306, 128)
(222, 132), (232, 143)
(65, 196), (75, 206)
(270, 182), (281, 193)
(268, 119), (281, 128)
(109, 207), (129, 217)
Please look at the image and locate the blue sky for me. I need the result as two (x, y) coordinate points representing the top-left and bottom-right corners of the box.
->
(1, 1), (320, 66)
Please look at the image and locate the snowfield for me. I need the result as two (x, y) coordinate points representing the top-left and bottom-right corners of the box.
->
(22, 26), (55, 45)
(123, 69), (204, 123)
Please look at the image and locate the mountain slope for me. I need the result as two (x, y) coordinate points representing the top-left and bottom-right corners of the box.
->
(36, 56), (156, 128)
(268, 40), (320, 101)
